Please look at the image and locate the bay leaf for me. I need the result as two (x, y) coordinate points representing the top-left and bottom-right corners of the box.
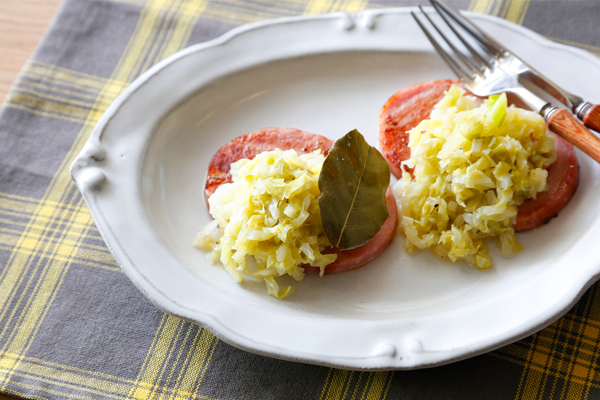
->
(318, 129), (391, 250)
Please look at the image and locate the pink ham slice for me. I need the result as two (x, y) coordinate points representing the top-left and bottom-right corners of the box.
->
(379, 80), (579, 232)
(303, 188), (397, 274)
(205, 128), (398, 274)
(379, 79), (456, 178)
(205, 128), (335, 198)
(515, 134), (579, 231)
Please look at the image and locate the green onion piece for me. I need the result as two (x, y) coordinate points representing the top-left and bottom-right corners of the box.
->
(489, 93), (508, 127)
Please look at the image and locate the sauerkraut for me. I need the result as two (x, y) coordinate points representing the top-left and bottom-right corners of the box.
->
(398, 84), (556, 269)
(194, 149), (336, 299)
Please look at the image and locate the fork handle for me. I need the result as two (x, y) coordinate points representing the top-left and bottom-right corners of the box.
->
(546, 108), (600, 164)
(580, 104), (600, 134)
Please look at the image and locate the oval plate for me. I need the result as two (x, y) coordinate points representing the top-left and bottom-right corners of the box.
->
(70, 8), (600, 370)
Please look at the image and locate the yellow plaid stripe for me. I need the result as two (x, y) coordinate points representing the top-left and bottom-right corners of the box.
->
(492, 291), (600, 399)
(0, 193), (115, 273)
(468, 0), (529, 22)
(198, 0), (385, 26)
(468, 0), (501, 15)
(495, 308), (600, 390)
(0, 352), (220, 400)
(499, 0), (529, 24)
(200, 1), (303, 25)
(0, 198), (93, 391)
(6, 61), (125, 126)
(320, 369), (393, 400)
(304, 0), (370, 15)
(128, 316), (218, 400)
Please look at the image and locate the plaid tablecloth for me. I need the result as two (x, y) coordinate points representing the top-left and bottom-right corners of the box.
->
(1, 0), (600, 399)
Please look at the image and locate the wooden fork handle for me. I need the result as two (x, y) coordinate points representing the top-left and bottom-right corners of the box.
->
(582, 104), (600, 134)
(547, 108), (600, 164)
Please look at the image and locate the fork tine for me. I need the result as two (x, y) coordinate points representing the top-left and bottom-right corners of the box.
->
(416, 5), (483, 78)
(411, 10), (473, 84)
(431, 0), (504, 56)
(429, 1), (493, 69)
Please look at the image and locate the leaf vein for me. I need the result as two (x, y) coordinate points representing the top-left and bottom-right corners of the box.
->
(336, 148), (370, 247)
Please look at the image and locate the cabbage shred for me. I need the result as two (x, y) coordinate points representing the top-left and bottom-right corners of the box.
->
(195, 149), (336, 299)
(399, 85), (557, 269)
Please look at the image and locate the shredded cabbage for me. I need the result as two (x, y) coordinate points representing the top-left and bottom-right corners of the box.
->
(194, 149), (336, 299)
(399, 85), (556, 269)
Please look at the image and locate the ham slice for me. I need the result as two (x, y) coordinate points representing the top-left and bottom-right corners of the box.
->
(514, 134), (579, 231)
(205, 128), (334, 198)
(379, 79), (455, 178)
(379, 80), (579, 232)
(302, 188), (397, 274)
(205, 128), (398, 274)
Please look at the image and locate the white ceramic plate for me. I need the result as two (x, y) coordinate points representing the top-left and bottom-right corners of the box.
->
(70, 8), (600, 370)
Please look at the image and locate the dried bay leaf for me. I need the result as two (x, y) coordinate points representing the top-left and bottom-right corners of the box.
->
(318, 129), (391, 250)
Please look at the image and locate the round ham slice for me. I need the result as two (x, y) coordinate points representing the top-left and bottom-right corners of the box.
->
(205, 127), (334, 198)
(379, 80), (579, 232)
(514, 134), (579, 231)
(205, 128), (398, 274)
(303, 188), (397, 275)
(379, 79), (455, 178)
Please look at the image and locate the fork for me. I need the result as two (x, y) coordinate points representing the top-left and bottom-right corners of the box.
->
(423, 0), (600, 134)
(412, 0), (600, 164)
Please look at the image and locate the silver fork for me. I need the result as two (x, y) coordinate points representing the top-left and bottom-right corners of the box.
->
(423, 0), (600, 133)
(412, 0), (600, 164)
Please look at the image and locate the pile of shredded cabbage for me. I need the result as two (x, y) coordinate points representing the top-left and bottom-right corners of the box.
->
(398, 85), (557, 269)
(194, 149), (336, 299)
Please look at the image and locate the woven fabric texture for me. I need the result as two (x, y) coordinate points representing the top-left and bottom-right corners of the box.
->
(1, 0), (600, 399)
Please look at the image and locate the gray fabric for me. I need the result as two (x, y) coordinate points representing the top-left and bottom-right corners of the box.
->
(524, 1), (600, 47)
(1, 1), (599, 399)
